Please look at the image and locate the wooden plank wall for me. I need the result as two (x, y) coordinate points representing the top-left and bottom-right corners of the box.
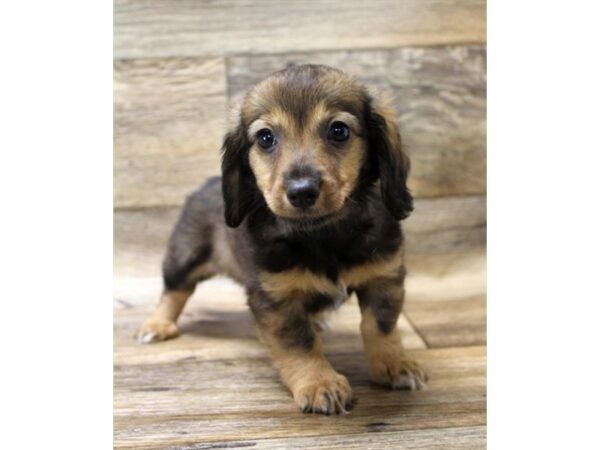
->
(114, 0), (486, 250)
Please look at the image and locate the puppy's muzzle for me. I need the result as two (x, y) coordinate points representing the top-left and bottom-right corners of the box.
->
(284, 168), (321, 209)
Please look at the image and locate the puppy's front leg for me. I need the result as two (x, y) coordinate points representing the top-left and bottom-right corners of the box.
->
(356, 268), (427, 390)
(250, 292), (353, 415)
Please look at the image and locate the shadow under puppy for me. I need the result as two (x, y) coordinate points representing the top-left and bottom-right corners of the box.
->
(137, 64), (427, 415)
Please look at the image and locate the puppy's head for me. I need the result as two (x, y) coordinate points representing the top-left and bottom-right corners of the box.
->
(221, 64), (412, 228)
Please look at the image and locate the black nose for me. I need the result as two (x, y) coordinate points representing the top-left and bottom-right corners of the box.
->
(285, 173), (321, 209)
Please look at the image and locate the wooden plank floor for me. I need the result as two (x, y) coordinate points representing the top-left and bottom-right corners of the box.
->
(114, 214), (487, 449)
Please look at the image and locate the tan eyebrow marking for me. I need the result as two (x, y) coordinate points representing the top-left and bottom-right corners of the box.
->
(247, 107), (296, 141)
(330, 112), (360, 132)
(308, 102), (361, 135)
(248, 119), (271, 140)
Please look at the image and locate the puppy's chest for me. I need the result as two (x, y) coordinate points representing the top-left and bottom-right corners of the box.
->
(255, 222), (403, 306)
(259, 224), (384, 276)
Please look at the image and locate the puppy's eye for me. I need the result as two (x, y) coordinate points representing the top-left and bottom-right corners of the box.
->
(327, 121), (350, 142)
(256, 128), (276, 150)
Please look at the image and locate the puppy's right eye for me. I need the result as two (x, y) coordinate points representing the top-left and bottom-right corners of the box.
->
(256, 129), (276, 150)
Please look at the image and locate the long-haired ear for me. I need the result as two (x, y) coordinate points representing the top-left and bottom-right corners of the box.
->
(221, 121), (253, 227)
(365, 96), (413, 220)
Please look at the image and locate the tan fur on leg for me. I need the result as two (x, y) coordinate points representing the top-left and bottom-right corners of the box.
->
(360, 309), (427, 389)
(136, 290), (193, 344)
(253, 303), (353, 415)
(270, 338), (353, 415)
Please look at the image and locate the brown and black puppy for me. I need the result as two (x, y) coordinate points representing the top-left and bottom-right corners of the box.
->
(137, 64), (426, 415)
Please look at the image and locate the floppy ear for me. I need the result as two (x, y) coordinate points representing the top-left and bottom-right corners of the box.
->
(365, 97), (414, 220)
(221, 121), (254, 227)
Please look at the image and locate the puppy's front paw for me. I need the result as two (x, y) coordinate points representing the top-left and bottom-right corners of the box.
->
(292, 371), (354, 415)
(136, 319), (179, 344)
(368, 353), (427, 390)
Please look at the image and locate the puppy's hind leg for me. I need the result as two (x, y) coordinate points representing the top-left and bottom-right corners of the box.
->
(136, 289), (193, 344)
(137, 194), (217, 343)
(137, 252), (216, 344)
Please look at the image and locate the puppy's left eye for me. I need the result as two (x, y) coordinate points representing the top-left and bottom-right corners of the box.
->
(327, 121), (350, 142)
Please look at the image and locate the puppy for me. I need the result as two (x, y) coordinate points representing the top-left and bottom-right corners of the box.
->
(137, 64), (426, 415)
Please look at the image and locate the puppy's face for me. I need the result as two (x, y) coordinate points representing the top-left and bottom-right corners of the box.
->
(221, 64), (413, 228)
(243, 67), (367, 221)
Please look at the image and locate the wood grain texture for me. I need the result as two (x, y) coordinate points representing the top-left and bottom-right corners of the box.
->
(228, 46), (486, 198)
(405, 295), (486, 347)
(115, 0), (486, 59)
(408, 226), (486, 255)
(114, 346), (486, 448)
(234, 426), (486, 450)
(404, 247), (486, 347)
(114, 58), (227, 208)
(404, 195), (485, 234)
